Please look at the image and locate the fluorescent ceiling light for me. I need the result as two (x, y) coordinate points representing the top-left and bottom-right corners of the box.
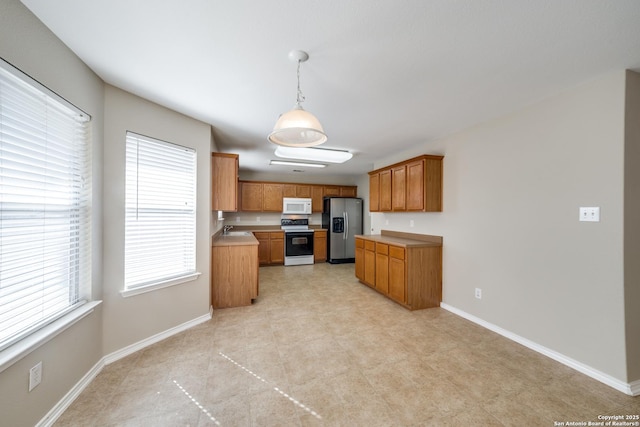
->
(270, 160), (326, 168)
(274, 146), (353, 163)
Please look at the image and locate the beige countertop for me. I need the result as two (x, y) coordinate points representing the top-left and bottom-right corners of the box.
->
(211, 232), (259, 247)
(356, 230), (442, 248)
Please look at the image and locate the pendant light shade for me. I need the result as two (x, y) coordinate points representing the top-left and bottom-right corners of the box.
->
(269, 103), (327, 147)
(269, 50), (327, 147)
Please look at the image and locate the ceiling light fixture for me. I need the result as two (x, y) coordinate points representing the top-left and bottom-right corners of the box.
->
(268, 50), (327, 147)
(274, 146), (353, 164)
(269, 160), (326, 168)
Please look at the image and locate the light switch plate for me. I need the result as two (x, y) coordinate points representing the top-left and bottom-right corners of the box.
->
(579, 207), (600, 222)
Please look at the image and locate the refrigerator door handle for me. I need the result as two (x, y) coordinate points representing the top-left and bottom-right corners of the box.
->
(344, 211), (348, 240)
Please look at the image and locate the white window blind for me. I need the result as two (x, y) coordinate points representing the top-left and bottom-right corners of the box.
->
(124, 132), (197, 290)
(0, 59), (91, 351)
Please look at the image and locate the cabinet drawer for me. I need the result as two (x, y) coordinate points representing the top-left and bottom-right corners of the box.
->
(375, 243), (388, 255)
(389, 246), (405, 260)
(253, 232), (269, 239)
(356, 238), (364, 249)
(269, 232), (284, 239)
(364, 240), (376, 251)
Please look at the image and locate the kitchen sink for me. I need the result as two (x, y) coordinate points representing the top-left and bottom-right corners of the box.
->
(223, 231), (253, 237)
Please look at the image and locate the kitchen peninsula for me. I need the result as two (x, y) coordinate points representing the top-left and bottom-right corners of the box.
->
(355, 230), (443, 310)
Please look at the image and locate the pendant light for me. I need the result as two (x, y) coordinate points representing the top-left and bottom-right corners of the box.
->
(268, 50), (327, 147)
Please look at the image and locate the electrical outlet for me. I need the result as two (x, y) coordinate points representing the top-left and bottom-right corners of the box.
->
(409, 220), (415, 227)
(475, 288), (482, 299)
(29, 362), (42, 392)
(256, 216), (261, 222)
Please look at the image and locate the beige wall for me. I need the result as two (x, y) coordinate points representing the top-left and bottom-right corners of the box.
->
(624, 71), (640, 383)
(0, 1), (105, 426)
(103, 85), (212, 354)
(371, 71), (633, 384)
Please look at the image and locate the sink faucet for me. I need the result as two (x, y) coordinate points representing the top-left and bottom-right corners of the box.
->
(223, 225), (234, 235)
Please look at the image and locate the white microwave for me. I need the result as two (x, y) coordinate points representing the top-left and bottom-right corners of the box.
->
(283, 197), (312, 214)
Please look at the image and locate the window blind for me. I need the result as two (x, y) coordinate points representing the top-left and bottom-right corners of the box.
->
(124, 132), (197, 290)
(0, 59), (91, 350)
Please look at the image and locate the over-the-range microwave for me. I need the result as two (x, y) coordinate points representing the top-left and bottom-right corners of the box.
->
(283, 197), (312, 214)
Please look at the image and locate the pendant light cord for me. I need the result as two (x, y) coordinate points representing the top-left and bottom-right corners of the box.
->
(296, 60), (305, 105)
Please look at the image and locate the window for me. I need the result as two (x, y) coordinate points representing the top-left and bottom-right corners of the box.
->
(124, 132), (197, 294)
(0, 59), (91, 350)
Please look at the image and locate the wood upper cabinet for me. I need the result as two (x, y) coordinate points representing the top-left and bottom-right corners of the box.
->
(239, 180), (358, 212)
(391, 165), (406, 211)
(367, 154), (443, 213)
(263, 183), (283, 212)
(369, 173), (380, 212)
(379, 169), (392, 211)
(211, 153), (238, 211)
(314, 229), (327, 262)
(312, 186), (324, 212)
(240, 182), (263, 211)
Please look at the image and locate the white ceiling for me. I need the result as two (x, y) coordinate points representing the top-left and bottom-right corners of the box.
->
(21, 0), (640, 177)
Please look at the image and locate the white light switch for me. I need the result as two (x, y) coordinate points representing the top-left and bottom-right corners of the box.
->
(579, 207), (600, 222)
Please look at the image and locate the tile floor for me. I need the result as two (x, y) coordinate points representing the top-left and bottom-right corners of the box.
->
(55, 263), (639, 426)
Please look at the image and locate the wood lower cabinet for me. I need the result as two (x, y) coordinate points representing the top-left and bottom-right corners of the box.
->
(254, 231), (284, 265)
(355, 237), (365, 280)
(314, 229), (327, 262)
(211, 242), (258, 308)
(363, 239), (376, 287)
(355, 232), (442, 310)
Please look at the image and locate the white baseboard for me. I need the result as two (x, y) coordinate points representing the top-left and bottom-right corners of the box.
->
(103, 312), (211, 365)
(440, 303), (638, 396)
(37, 311), (212, 427)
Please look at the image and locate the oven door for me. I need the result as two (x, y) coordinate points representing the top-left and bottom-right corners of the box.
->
(285, 231), (314, 256)
(284, 231), (315, 265)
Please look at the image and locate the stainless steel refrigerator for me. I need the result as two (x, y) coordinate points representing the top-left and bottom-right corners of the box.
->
(322, 197), (363, 263)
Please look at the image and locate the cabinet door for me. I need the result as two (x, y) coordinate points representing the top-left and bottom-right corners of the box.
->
(369, 173), (380, 212)
(211, 153), (238, 211)
(388, 246), (406, 303)
(283, 184), (296, 198)
(241, 182), (263, 211)
(314, 231), (327, 262)
(363, 240), (376, 287)
(375, 243), (389, 294)
(263, 183), (283, 212)
(324, 186), (341, 197)
(406, 159), (425, 211)
(379, 169), (392, 211)
(355, 238), (365, 280)
(269, 232), (284, 264)
(340, 186), (356, 197)
(392, 165), (406, 211)
(311, 186), (324, 212)
(296, 185), (312, 198)
(254, 232), (270, 265)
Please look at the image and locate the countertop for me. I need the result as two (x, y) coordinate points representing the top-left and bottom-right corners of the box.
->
(356, 230), (442, 248)
(211, 232), (259, 247)
(212, 225), (327, 247)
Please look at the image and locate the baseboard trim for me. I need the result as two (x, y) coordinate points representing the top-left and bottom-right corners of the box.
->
(440, 303), (638, 396)
(37, 311), (212, 427)
(103, 312), (211, 365)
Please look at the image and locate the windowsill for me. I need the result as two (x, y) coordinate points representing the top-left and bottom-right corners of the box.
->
(0, 300), (102, 374)
(120, 272), (202, 298)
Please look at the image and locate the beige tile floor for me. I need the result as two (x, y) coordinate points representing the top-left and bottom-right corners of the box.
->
(55, 263), (639, 426)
